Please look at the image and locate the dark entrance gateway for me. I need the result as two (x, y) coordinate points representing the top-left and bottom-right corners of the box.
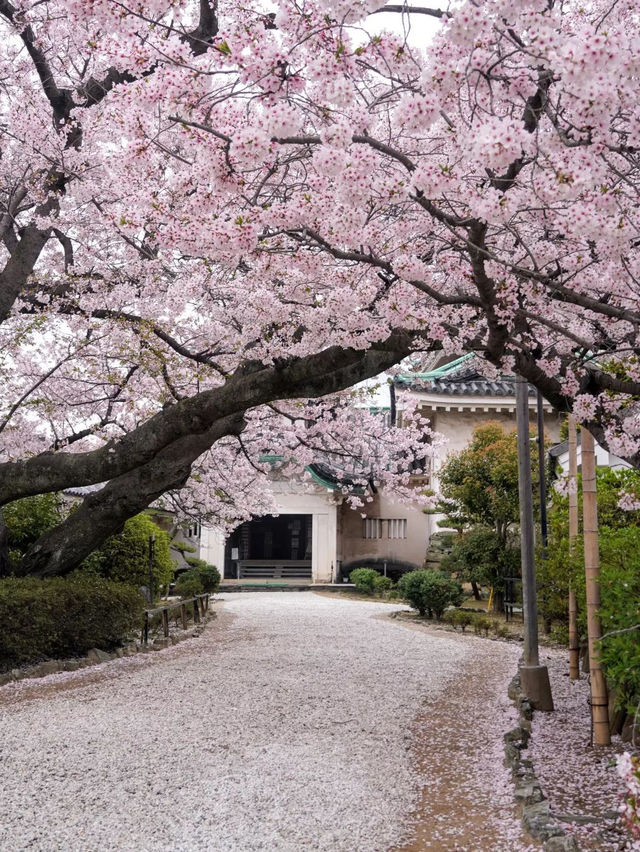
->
(224, 514), (312, 580)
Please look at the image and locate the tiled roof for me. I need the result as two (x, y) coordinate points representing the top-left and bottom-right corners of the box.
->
(395, 354), (534, 398)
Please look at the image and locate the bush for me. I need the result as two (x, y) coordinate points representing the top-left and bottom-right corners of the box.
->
(184, 558), (221, 593)
(82, 513), (174, 597)
(0, 576), (144, 671)
(350, 567), (379, 595)
(372, 574), (394, 594)
(398, 570), (464, 618)
(473, 615), (494, 637)
(2, 494), (64, 571)
(443, 609), (474, 632)
(174, 572), (204, 600)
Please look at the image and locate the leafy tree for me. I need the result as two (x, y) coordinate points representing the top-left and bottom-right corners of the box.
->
(85, 514), (174, 598)
(437, 422), (540, 609)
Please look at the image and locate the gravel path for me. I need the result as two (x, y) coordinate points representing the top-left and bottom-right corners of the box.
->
(0, 592), (527, 851)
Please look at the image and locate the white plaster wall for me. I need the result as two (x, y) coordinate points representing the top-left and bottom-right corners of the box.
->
(340, 492), (429, 570)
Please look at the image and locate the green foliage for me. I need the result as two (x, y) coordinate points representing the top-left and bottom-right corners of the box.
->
(436, 422), (541, 608)
(442, 608), (474, 631)
(438, 422), (540, 536)
(543, 466), (640, 712)
(441, 526), (520, 597)
(83, 514), (173, 595)
(350, 567), (379, 594)
(185, 558), (221, 593)
(174, 572), (204, 599)
(3, 494), (64, 563)
(398, 570), (463, 618)
(0, 576), (144, 671)
(473, 615), (494, 637)
(598, 528), (640, 713)
(372, 574), (394, 594)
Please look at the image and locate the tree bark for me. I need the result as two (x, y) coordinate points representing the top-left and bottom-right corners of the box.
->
(16, 414), (246, 577)
(581, 427), (610, 745)
(0, 333), (415, 507)
(568, 415), (580, 680)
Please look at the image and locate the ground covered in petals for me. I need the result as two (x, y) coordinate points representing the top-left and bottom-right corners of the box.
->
(0, 592), (533, 851)
(528, 649), (630, 851)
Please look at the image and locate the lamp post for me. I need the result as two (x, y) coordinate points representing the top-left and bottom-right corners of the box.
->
(516, 376), (553, 710)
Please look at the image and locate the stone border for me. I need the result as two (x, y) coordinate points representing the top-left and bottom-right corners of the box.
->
(505, 673), (579, 852)
(0, 611), (213, 687)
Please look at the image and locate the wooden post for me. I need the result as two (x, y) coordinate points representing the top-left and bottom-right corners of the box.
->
(143, 610), (149, 645)
(180, 603), (187, 630)
(193, 599), (200, 623)
(162, 607), (169, 638)
(581, 427), (610, 745)
(516, 376), (554, 710)
(568, 416), (580, 680)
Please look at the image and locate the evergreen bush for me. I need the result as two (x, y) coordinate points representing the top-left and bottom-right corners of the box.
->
(184, 558), (221, 593)
(349, 567), (379, 594)
(0, 576), (144, 671)
(174, 572), (204, 599)
(372, 574), (394, 594)
(398, 570), (463, 618)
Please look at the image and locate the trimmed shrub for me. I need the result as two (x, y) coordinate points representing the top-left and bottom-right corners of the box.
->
(473, 615), (494, 637)
(372, 574), (394, 594)
(0, 576), (144, 671)
(398, 570), (464, 619)
(184, 558), (221, 593)
(350, 567), (379, 595)
(174, 572), (204, 600)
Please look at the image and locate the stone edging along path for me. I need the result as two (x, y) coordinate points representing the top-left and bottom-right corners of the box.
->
(0, 609), (214, 687)
(505, 672), (579, 852)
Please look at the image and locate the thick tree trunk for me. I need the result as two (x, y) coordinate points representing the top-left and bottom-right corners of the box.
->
(16, 415), (245, 577)
(471, 580), (481, 600)
(0, 334), (414, 507)
(581, 427), (610, 745)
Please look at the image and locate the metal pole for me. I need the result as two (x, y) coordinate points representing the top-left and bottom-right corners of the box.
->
(516, 377), (539, 668)
(516, 376), (554, 710)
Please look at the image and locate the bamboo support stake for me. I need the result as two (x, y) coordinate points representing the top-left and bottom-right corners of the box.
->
(581, 427), (610, 745)
(568, 416), (580, 681)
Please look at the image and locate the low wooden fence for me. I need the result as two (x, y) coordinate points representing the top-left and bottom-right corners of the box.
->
(142, 594), (210, 645)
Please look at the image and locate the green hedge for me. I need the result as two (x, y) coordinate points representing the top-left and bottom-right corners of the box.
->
(0, 576), (145, 671)
(398, 570), (464, 618)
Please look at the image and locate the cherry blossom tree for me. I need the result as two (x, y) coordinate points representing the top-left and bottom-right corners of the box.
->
(1, 0), (640, 575)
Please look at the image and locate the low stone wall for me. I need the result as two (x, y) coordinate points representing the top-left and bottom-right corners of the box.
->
(0, 612), (212, 687)
(505, 673), (579, 852)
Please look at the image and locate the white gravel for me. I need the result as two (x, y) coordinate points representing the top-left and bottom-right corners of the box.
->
(0, 592), (516, 851)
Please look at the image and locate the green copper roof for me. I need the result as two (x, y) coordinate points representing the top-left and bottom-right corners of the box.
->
(396, 353), (473, 382)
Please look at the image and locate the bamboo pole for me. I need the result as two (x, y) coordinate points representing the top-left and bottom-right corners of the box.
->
(568, 416), (580, 680)
(581, 427), (610, 745)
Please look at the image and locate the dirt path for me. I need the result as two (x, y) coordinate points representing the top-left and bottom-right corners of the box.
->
(0, 593), (530, 852)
